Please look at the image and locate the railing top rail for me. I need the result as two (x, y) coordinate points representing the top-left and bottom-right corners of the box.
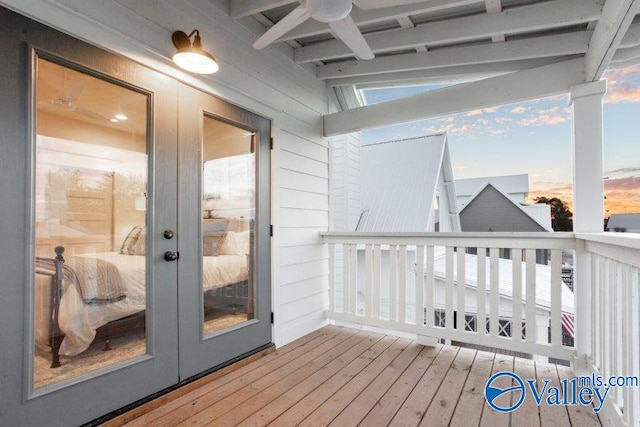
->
(321, 231), (576, 249)
(575, 232), (640, 251)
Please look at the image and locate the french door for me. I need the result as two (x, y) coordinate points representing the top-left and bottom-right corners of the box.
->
(0, 6), (270, 426)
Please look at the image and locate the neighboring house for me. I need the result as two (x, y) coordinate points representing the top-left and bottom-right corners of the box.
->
(455, 174), (553, 231)
(356, 134), (460, 233)
(607, 213), (640, 232)
(458, 182), (553, 233)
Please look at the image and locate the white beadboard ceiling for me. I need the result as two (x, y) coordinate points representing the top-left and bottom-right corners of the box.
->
(233, 0), (640, 89)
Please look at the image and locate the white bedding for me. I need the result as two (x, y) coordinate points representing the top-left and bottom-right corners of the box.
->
(41, 252), (248, 356)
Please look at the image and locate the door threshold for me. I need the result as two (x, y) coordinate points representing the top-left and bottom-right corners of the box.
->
(89, 343), (275, 427)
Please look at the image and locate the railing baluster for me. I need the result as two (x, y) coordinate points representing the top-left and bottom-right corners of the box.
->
(425, 246), (435, 330)
(512, 249), (523, 342)
(350, 244), (358, 316)
(416, 245), (425, 327)
(622, 265), (630, 423)
(390, 245), (397, 322)
(399, 245), (407, 323)
(489, 247), (499, 338)
(613, 263), (623, 408)
(525, 249), (536, 344)
(477, 247), (486, 336)
(456, 247), (466, 333)
(373, 245), (381, 319)
(446, 246), (454, 332)
(592, 254), (602, 366)
(605, 258), (613, 379)
(364, 244), (373, 317)
(629, 266), (640, 425)
(343, 244), (350, 314)
(550, 249), (562, 348)
(329, 243), (335, 313)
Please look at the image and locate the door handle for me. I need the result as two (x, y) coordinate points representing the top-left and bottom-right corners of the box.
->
(163, 229), (174, 239)
(164, 251), (179, 262)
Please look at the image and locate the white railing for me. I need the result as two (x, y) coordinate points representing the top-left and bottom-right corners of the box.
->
(576, 233), (640, 427)
(322, 232), (576, 361)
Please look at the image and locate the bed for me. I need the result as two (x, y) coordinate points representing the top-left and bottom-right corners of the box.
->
(35, 219), (252, 367)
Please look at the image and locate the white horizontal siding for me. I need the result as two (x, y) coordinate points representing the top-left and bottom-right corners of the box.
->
(273, 123), (330, 346)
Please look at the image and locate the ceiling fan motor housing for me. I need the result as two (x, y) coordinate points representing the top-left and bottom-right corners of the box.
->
(305, 0), (352, 22)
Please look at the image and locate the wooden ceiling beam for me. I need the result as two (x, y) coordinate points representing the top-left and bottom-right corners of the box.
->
(318, 31), (590, 79)
(323, 58), (585, 136)
(230, 0), (297, 19)
(584, 0), (640, 80)
(485, 0), (505, 42)
(325, 58), (565, 87)
(294, 0), (602, 63)
(277, 0), (484, 41)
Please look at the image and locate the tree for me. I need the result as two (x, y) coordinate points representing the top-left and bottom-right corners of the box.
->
(534, 197), (573, 231)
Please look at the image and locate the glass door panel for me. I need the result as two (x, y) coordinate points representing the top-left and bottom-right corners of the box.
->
(202, 117), (255, 336)
(33, 58), (149, 389)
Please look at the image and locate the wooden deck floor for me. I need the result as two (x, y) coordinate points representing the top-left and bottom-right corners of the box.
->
(107, 325), (601, 426)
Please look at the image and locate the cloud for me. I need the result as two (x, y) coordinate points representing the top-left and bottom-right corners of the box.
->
(605, 176), (640, 191)
(606, 167), (640, 175)
(603, 64), (640, 104)
(495, 117), (512, 124)
(510, 106), (527, 114)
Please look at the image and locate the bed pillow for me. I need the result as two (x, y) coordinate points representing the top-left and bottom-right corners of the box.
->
(219, 230), (250, 256)
(203, 218), (228, 256)
(120, 226), (145, 255)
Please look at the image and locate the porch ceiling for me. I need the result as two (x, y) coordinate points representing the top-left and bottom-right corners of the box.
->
(234, 0), (640, 89)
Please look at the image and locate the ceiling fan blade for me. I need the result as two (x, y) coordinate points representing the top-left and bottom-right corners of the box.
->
(353, 0), (431, 10)
(253, 5), (311, 50)
(329, 16), (374, 60)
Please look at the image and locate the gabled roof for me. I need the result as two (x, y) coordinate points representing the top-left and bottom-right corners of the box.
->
(357, 134), (455, 232)
(455, 173), (529, 199)
(460, 182), (553, 231)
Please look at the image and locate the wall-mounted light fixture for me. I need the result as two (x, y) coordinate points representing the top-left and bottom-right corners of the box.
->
(172, 29), (219, 74)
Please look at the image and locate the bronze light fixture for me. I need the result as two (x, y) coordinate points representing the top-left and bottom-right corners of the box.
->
(172, 29), (219, 74)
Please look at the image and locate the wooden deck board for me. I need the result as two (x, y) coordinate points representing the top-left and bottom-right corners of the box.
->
(114, 326), (602, 427)
(269, 335), (398, 426)
(449, 350), (495, 427)
(299, 337), (413, 426)
(479, 352), (514, 427)
(419, 347), (476, 426)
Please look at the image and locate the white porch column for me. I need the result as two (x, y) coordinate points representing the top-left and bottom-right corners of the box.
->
(569, 79), (606, 369)
(570, 80), (607, 233)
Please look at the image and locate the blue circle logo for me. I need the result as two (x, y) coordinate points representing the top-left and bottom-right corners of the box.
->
(484, 371), (526, 412)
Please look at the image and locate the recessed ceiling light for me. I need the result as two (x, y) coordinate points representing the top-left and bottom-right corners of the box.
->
(110, 118), (119, 123)
(115, 114), (128, 121)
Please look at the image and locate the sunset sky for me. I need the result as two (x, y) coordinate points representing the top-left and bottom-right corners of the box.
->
(361, 64), (640, 217)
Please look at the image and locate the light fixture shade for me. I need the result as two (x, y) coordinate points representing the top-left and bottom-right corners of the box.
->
(172, 30), (219, 74)
(173, 49), (219, 74)
(306, 0), (352, 22)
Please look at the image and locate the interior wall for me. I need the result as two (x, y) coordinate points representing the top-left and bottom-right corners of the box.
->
(1, 0), (333, 347)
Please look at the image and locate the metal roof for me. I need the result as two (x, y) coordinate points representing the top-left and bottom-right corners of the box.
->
(357, 134), (449, 232)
